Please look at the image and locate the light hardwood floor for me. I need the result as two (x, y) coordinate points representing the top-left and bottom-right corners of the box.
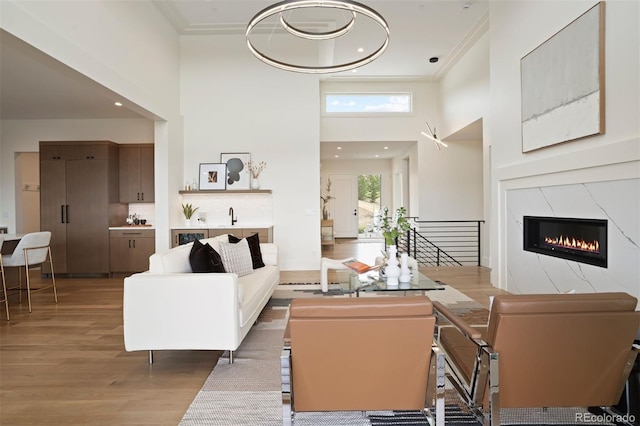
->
(0, 239), (505, 425)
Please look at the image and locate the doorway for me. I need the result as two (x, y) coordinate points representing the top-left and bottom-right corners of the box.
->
(329, 174), (359, 238)
(358, 174), (381, 238)
(327, 173), (385, 239)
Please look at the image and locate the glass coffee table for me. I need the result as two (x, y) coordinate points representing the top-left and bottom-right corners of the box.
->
(336, 268), (445, 297)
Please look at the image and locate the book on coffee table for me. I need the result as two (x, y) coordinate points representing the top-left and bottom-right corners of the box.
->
(343, 259), (383, 274)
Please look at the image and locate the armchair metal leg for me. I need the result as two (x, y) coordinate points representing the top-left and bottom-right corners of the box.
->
(148, 350), (154, 364)
(281, 347), (293, 425)
(425, 345), (446, 426)
(431, 346), (446, 426)
(487, 351), (500, 426)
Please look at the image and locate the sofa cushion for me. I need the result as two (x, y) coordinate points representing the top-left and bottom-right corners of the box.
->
(229, 233), (265, 269)
(149, 243), (192, 273)
(238, 265), (280, 326)
(201, 234), (228, 253)
(189, 239), (226, 273)
(219, 239), (254, 277)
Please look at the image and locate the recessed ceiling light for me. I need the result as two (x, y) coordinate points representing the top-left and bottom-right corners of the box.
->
(114, 102), (123, 107)
(337, 146), (342, 150)
(357, 47), (364, 53)
(334, 155), (339, 158)
(375, 154), (380, 158)
(384, 146), (389, 150)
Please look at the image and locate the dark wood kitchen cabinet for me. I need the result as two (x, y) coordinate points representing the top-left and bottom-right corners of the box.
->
(109, 229), (155, 273)
(119, 144), (154, 203)
(40, 141), (127, 275)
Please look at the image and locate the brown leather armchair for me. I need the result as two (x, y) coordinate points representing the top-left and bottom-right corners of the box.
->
(281, 296), (444, 426)
(434, 292), (640, 426)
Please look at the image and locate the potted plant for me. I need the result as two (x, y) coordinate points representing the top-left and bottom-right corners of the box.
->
(374, 206), (411, 246)
(371, 206), (412, 286)
(320, 179), (335, 220)
(182, 203), (199, 227)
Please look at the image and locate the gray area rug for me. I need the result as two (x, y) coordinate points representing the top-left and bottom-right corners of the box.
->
(180, 284), (614, 426)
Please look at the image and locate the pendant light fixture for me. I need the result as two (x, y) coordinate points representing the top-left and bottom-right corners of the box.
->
(246, 0), (390, 74)
(421, 122), (448, 150)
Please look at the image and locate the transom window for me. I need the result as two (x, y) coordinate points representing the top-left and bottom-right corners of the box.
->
(324, 93), (412, 113)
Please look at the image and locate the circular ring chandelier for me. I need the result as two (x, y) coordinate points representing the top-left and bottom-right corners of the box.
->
(246, 0), (390, 74)
(279, 10), (356, 40)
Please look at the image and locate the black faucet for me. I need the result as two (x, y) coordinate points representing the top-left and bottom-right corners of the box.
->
(229, 207), (237, 225)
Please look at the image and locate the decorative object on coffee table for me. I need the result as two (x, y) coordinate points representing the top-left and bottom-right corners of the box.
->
(384, 244), (400, 286)
(399, 252), (412, 283)
(369, 206), (412, 286)
(374, 206), (411, 246)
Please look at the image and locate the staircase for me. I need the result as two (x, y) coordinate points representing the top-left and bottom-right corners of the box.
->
(396, 220), (484, 267)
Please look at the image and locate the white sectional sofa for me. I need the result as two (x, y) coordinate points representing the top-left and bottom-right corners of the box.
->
(123, 234), (279, 364)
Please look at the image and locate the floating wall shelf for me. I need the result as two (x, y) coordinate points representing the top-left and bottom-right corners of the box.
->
(179, 189), (272, 194)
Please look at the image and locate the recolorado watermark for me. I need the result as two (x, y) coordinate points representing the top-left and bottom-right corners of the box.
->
(575, 412), (636, 423)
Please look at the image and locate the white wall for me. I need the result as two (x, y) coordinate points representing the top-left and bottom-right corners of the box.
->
(321, 81), (435, 143)
(180, 35), (321, 270)
(489, 0), (640, 298)
(439, 33), (489, 140)
(418, 139), (483, 220)
(438, 31), (490, 263)
(0, 0), (183, 249)
(320, 80), (484, 224)
(0, 119), (154, 232)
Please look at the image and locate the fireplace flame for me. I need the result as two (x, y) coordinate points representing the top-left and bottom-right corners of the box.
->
(544, 235), (600, 253)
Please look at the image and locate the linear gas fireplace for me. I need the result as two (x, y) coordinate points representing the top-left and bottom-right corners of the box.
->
(523, 216), (608, 268)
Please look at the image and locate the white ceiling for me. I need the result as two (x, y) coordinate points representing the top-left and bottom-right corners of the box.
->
(0, 1), (488, 157)
(321, 140), (416, 161)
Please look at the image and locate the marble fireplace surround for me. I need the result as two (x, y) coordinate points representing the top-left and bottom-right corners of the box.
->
(505, 177), (639, 300)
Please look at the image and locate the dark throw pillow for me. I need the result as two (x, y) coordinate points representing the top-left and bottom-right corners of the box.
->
(228, 233), (265, 269)
(189, 239), (226, 273)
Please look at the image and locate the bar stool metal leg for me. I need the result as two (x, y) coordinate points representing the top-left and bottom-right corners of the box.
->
(0, 256), (9, 320)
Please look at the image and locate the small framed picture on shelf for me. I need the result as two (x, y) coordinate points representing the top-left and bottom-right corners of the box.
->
(220, 152), (251, 190)
(198, 163), (227, 190)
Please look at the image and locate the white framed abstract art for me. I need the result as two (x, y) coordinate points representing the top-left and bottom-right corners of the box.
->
(521, 2), (605, 152)
(220, 152), (251, 190)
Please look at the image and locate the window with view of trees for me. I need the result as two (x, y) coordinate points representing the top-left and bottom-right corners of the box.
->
(358, 174), (381, 236)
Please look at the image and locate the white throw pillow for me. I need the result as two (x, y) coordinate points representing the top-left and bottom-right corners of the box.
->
(219, 239), (254, 277)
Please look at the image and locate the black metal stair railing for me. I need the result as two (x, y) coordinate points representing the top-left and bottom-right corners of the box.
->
(395, 220), (484, 267)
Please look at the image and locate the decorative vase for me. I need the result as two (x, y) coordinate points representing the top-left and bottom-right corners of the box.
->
(399, 252), (412, 283)
(251, 177), (260, 190)
(384, 245), (400, 286)
(184, 218), (192, 227)
(322, 206), (329, 220)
